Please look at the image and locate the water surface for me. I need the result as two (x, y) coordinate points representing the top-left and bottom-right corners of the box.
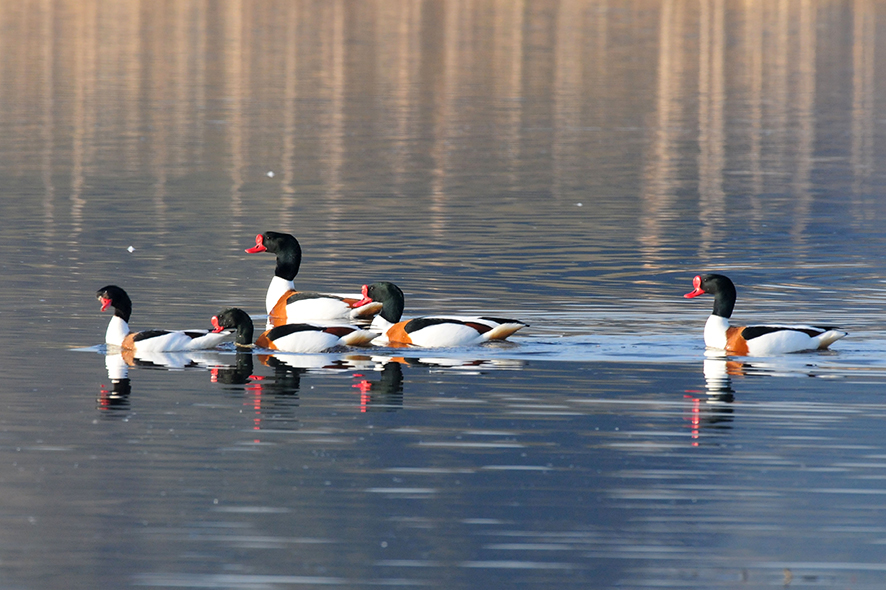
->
(2, 1), (886, 588)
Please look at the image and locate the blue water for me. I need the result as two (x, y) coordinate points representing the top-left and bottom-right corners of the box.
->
(3, 1), (886, 589)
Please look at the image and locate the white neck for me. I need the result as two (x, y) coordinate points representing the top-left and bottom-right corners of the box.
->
(105, 316), (130, 347)
(370, 315), (394, 332)
(266, 275), (295, 313)
(704, 315), (730, 349)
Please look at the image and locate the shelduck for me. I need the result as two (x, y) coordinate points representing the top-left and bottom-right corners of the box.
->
(211, 307), (378, 353)
(684, 274), (847, 355)
(245, 231), (382, 323)
(97, 285), (232, 352)
(353, 281), (527, 347)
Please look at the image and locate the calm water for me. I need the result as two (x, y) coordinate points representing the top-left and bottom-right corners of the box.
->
(3, 0), (886, 588)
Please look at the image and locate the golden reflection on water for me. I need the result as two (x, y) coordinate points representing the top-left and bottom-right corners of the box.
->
(0, 0), (881, 263)
(640, 0), (860, 266)
(852, 0), (876, 201)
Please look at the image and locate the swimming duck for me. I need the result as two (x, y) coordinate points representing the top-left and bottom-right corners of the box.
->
(353, 281), (527, 347)
(97, 285), (232, 352)
(245, 231), (382, 324)
(684, 274), (847, 355)
(211, 307), (378, 353)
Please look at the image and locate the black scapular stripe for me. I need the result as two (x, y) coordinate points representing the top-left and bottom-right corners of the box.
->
(286, 292), (344, 304)
(742, 325), (825, 340)
(132, 329), (172, 342)
(479, 316), (527, 326)
(266, 324), (323, 339)
(404, 317), (482, 333)
(133, 330), (208, 342)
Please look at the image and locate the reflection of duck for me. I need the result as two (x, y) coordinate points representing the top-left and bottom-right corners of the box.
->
(702, 354), (738, 402)
(354, 282), (527, 347)
(97, 350), (242, 411)
(211, 352), (255, 385)
(257, 353), (371, 372)
(259, 354), (306, 394)
(352, 362), (404, 412)
(212, 308), (377, 353)
(97, 353), (132, 411)
(684, 274), (847, 355)
(397, 356), (526, 372)
(689, 347), (843, 446)
(684, 354), (737, 445)
(244, 232), (382, 324)
(120, 349), (228, 370)
(97, 285), (232, 352)
(212, 354), (303, 437)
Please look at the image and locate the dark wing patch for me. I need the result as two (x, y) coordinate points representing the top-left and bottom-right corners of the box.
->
(404, 317), (527, 334)
(741, 325), (823, 340)
(266, 324), (323, 339)
(404, 317), (469, 333)
(286, 292), (344, 304)
(462, 322), (493, 334)
(323, 326), (355, 337)
(131, 330), (172, 342)
(479, 316), (527, 327)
